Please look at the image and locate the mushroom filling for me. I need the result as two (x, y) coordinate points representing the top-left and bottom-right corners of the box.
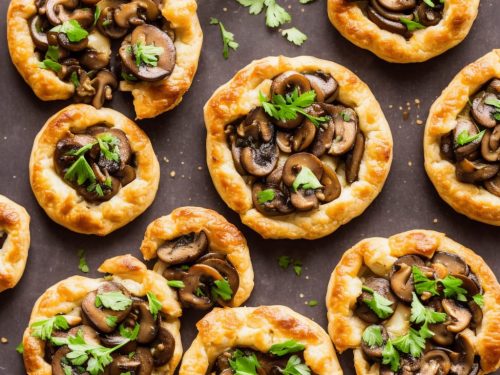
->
(225, 70), (365, 216)
(54, 124), (136, 203)
(29, 0), (176, 108)
(356, 252), (484, 375)
(159, 230), (240, 310)
(29, 282), (175, 375)
(347, 0), (443, 38)
(440, 79), (500, 197)
(209, 344), (316, 375)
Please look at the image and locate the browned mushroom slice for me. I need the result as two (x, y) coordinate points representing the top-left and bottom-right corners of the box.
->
(450, 329), (475, 375)
(453, 119), (481, 160)
(243, 107), (274, 143)
(52, 346), (72, 375)
(431, 252), (468, 276)
(488, 79), (500, 93)
(119, 24), (176, 82)
(440, 132), (455, 162)
(101, 332), (137, 353)
(282, 152), (324, 187)
(361, 325), (388, 359)
(240, 143), (279, 177)
(88, 70), (118, 109)
(304, 72), (338, 103)
(484, 173), (500, 197)
(200, 258), (239, 300)
(329, 109), (358, 156)
(376, 0), (416, 11)
(87, 126), (132, 168)
(390, 263), (418, 303)
(162, 267), (187, 281)
(129, 298), (159, 344)
(441, 299), (472, 333)
(80, 30), (112, 70)
(277, 131), (293, 153)
(179, 264), (223, 309)
(29, 15), (49, 50)
(471, 92), (498, 128)
(157, 231), (208, 265)
(310, 116), (336, 157)
(366, 6), (409, 37)
(132, 347), (154, 375)
(290, 189), (319, 211)
(114, 0), (160, 29)
(45, 0), (78, 25)
(369, 0), (414, 21)
(81, 282), (132, 333)
(455, 158), (500, 183)
(76, 176), (121, 202)
(480, 127), (500, 162)
(229, 134), (246, 175)
(355, 277), (397, 323)
(417, 2), (443, 26)
(108, 355), (141, 375)
(150, 326), (175, 366)
(54, 134), (98, 173)
(345, 131), (365, 184)
(292, 120), (317, 152)
(56, 31), (89, 52)
(316, 163), (341, 203)
(420, 350), (451, 375)
(117, 165), (136, 186)
(97, 7), (128, 39)
(252, 182), (295, 216)
(450, 274), (479, 297)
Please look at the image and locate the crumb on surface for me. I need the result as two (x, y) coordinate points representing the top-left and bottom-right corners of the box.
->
(416, 119), (423, 125)
(433, 218), (438, 223)
(197, 166), (203, 171)
(408, 161), (412, 167)
(1, 337), (8, 344)
(403, 111), (409, 120)
(170, 171), (176, 178)
(389, 104), (393, 108)
(163, 157), (169, 163)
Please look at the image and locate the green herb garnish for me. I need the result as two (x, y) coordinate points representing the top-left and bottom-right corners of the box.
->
(473, 293), (484, 308)
(400, 18), (425, 31)
(292, 166), (323, 192)
(95, 291), (132, 311)
(229, 349), (260, 375)
(362, 325), (383, 347)
(77, 249), (89, 273)
(257, 188), (275, 204)
(211, 279), (233, 301)
(269, 340), (305, 356)
(146, 292), (162, 320)
(64, 156), (96, 186)
(455, 129), (485, 146)
(105, 316), (118, 328)
(392, 328), (426, 358)
(281, 354), (311, 375)
(130, 41), (164, 67)
(210, 18), (239, 59)
(281, 27), (307, 46)
(39, 59), (62, 72)
(167, 280), (185, 289)
(30, 316), (69, 340)
(51, 20), (89, 42)
(362, 286), (394, 319)
(382, 340), (400, 372)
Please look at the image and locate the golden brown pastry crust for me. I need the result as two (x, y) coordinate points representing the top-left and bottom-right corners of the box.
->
(424, 50), (500, 226)
(7, 0), (202, 119)
(326, 230), (500, 374)
(22, 255), (183, 375)
(29, 104), (160, 236)
(178, 306), (343, 375)
(327, 0), (479, 63)
(205, 55), (393, 240)
(140, 206), (254, 307)
(0, 194), (30, 293)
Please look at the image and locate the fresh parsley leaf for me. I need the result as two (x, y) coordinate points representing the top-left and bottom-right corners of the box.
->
(269, 340), (305, 356)
(93, 6), (101, 26)
(39, 59), (62, 72)
(278, 255), (292, 269)
(96, 133), (120, 162)
(440, 275), (467, 301)
(494, 112), (500, 121)
(292, 166), (323, 192)
(410, 292), (447, 327)
(257, 188), (275, 204)
(418, 322), (434, 340)
(229, 350), (260, 375)
(16, 343), (24, 354)
(210, 18), (239, 59)
(50, 336), (69, 346)
(299, 0), (315, 3)
(341, 111), (351, 122)
(195, 287), (205, 297)
(281, 355), (311, 375)
(70, 71), (80, 87)
(64, 156), (96, 186)
(131, 41), (164, 67)
(399, 18), (425, 31)
(62, 364), (73, 375)
(211, 279), (233, 301)
(30, 316), (69, 340)
(306, 299), (318, 307)
(382, 340), (400, 372)
(362, 325), (383, 347)
(77, 249), (89, 273)
(66, 142), (96, 157)
(473, 293), (484, 308)
(95, 291), (132, 311)
(281, 27), (307, 46)
(51, 20), (89, 42)
(146, 292), (162, 319)
(237, 0), (265, 14)
(119, 323), (140, 341)
(264, 0), (291, 27)
(167, 280), (185, 289)
(485, 97), (500, 109)
(363, 289), (394, 319)
(455, 129), (485, 146)
(121, 71), (137, 81)
(423, 0), (435, 7)
(392, 328), (426, 358)
(293, 260), (302, 276)
(105, 316), (118, 328)
(45, 45), (59, 62)
(412, 266), (439, 296)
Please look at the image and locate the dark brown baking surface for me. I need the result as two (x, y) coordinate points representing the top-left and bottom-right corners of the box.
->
(0, 0), (499, 373)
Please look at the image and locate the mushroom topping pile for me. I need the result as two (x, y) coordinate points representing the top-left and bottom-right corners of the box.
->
(54, 124), (136, 202)
(29, 282), (175, 375)
(225, 70), (365, 216)
(209, 340), (316, 375)
(357, 251), (484, 375)
(30, 0), (176, 108)
(158, 231), (239, 310)
(440, 79), (500, 197)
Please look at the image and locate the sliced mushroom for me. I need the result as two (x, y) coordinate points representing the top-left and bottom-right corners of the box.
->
(453, 119), (481, 160)
(282, 152), (324, 187)
(119, 24), (176, 82)
(157, 231), (208, 265)
(455, 158), (500, 183)
(370, 0), (414, 21)
(80, 30), (112, 70)
(240, 142), (279, 177)
(29, 15), (49, 50)
(89, 70), (118, 109)
(114, 0), (160, 28)
(97, 7), (128, 39)
(361, 325), (388, 359)
(345, 131), (365, 183)
(54, 133), (98, 173)
(52, 346), (72, 375)
(108, 355), (141, 375)
(45, 0), (78, 25)
(450, 329), (475, 375)
(487, 79), (500, 94)
(355, 277), (397, 323)
(133, 347), (154, 375)
(292, 120), (317, 152)
(484, 173), (500, 197)
(317, 163), (341, 203)
(56, 31), (89, 51)
(481, 127), (500, 162)
(329, 109), (358, 155)
(420, 350), (451, 375)
(441, 299), (472, 333)
(290, 189), (319, 211)
(440, 132), (455, 162)
(431, 252), (469, 276)
(468, 300), (483, 329)
(162, 267), (187, 281)
(200, 258), (239, 302)
(179, 264), (223, 309)
(450, 273), (479, 297)
(367, 6), (409, 37)
(417, 2), (443, 26)
(88, 126), (132, 168)
(276, 131), (293, 153)
(471, 92), (498, 128)
(129, 298), (159, 344)
(376, 0), (416, 11)
(244, 107), (274, 143)
(101, 332), (137, 353)
(150, 327), (175, 366)
(390, 263), (418, 303)
(310, 116), (336, 157)
(252, 182), (294, 216)
(304, 72), (338, 103)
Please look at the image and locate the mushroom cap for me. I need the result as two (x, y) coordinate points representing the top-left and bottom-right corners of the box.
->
(271, 70), (311, 97)
(151, 326), (176, 367)
(455, 158), (500, 183)
(366, 6), (410, 37)
(480, 127), (500, 162)
(431, 252), (469, 276)
(240, 142), (279, 177)
(377, 0), (416, 11)
(370, 0), (415, 22)
(282, 152), (324, 187)
(420, 349), (451, 375)
(453, 119), (481, 160)
(179, 263), (223, 309)
(29, 15), (49, 50)
(450, 329), (475, 375)
(471, 92), (498, 128)
(318, 163), (341, 203)
(130, 298), (159, 344)
(417, 2), (443, 26)
(304, 72), (338, 103)
(329, 108), (358, 156)
(390, 262), (420, 303)
(441, 299), (472, 333)
(157, 231), (209, 265)
(484, 173), (500, 197)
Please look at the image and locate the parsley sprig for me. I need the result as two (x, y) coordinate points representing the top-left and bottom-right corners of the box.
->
(281, 27), (307, 46)
(410, 292), (447, 339)
(362, 325), (383, 347)
(210, 18), (239, 59)
(130, 41), (164, 67)
(257, 188), (275, 204)
(362, 286), (394, 319)
(269, 340), (305, 356)
(167, 280), (185, 289)
(30, 316), (69, 340)
(281, 355), (311, 375)
(64, 155), (96, 186)
(229, 350), (260, 375)
(399, 18), (425, 31)
(411, 266), (468, 301)
(382, 341), (400, 372)
(95, 291), (132, 311)
(392, 328), (426, 358)
(51, 20), (88, 42)
(77, 249), (89, 273)
(146, 292), (162, 319)
(96, 133), (120, 162)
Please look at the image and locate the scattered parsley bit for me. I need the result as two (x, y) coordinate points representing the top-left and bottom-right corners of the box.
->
(121, 71), (137, 81)
(423, 0), (435, 7)
(16, 343), (24, 354)
(30, 316), (69, 340)
(181, 265), (190, 271)
(93, 6), (101, 26)
(281, 27), (307, 46)
(96, 133), (120, 162)
(39, 59), (62, 72)
(95, 291), (132, 311)
(278, 255), (292, 269)
(399, 18), (425, 31)
(51, 20), (89, 42)
(62, 364), (73, 375)
(70, 71), (80, 87)
(293, 260), (302, 276)
(412, 266), (439, 296)
(281, 354), (311, 375)
(119, 323), (139, 341)
(105, 316), (118, 328)
(410, 292), (446, 338)
(120, 372), (132, 375)
(257, 188), (276, 204)
(382, 340), (400, 372)
(269, 340), (305, 356)
(341, 111), (351, 122)
(167, 280), (185, 289)
(210, 18), (239, 59)
(292, 166), (323, 192)
(264, 0), (291, 27)
(67, 143), (95, 157)
(45, 45), (59, 62)
(455, 129), (485, 146)
(440, 275), (467, 301)
(306, 299), (318, 307)
(77, 249), (89, 273)
(237, 0), (265, 14)
(130, 41), (164, 67)
(485, 97), (500, 109)
(211, 279), (233, 301)
(392, 328), (426, 358)
(64, 156), (96, 186)
(299, 0), (315, 3)
(472, 293), (484, 308)
(362, 325), (383, 347)
(146, 292), (162, 320)
(362, 286), (394, 319)
(229, 350), (260, 375)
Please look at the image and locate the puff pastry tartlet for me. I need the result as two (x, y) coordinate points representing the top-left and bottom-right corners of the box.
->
(22, 255), (183, 375)
(7, 0), (202, 119)
(30, 104), (160, 235)
(205, 56), (392, 239)
(140, 206), (254, 310)
(0, 194), (30, 293)
(179, 305), (343, 375)
(326, 230), (500, 375)
(327, 0), (478, 63)
(424, 50), (500, 225)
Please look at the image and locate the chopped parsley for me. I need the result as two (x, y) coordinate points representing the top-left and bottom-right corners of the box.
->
(362, 325), (383, 347)
(146, 292), (162, 319)
(95, 291), (132, 311)
(382, 340), (400, 372)
(264, 0), (291, 27)
(281, 355), (311, 375)
(39, 59), (62, 72)
(96, 133), (120, 162)
(292, 166), (323, 192)
(306, 299), (318, 307)
(50, 20), (89, 42)
(412, 266), (439, 296)
(399, 18), (425, 31)
(64, 156), (96, 186)
(412, 266), (468, 302)
(440, 275), (467, 301)
(472, 293), (484, 308)
(392, 328), (426, 358)
(30, 315), (69, 340)
(211, 279), (233, 301)
(410, 292), (447, 339)
(70, 71), (80, 87)
(229, 349), (260, 375)
(167, 280), (185, 289)
(45, 45), (59, 62)
(119, 323), (139, 341)
(423, 0), (435, 7)
(130, 41), (164, 67)
(210, 18), (239, 59)
(257, 188), (275, 204)
(278, 255), (292, 269)
(16, 343), (24, 354)
(293, 260), (302, 276)
(362, 286), (394, 319)
(93, 6), (101, 26)
(105, 316), (118, 328)
(455, 129), (485, 146)
(269, 340), (305, 356)
(77, 249), (89, 273)
(121, 71), (137, 82)
(281, 27), (307, 46)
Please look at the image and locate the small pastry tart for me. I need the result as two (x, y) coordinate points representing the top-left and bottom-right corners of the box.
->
(7, 0), (202, 119)
(29, 104), (160, 235)
(0, 194), (30, 293)
(327, 0), (479, 63)
(22, 255), (183, 375)
(326, 230), (500, 375)
(140, 206), (254, 310)
(424, 50), (500, 225)
(178, 305), (343, 375)
(205, 56), (392, 239)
